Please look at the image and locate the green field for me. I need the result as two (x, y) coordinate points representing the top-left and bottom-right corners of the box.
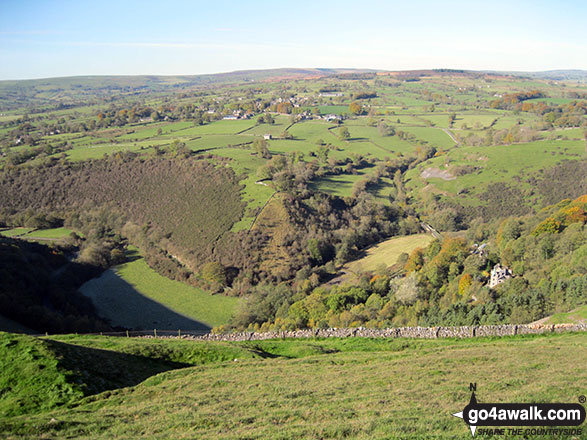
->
(80, 252), (239, 330)
(1, 331), (585, 439)
(25, 227), (73, 239)
(0, 227), (72, 240)
(344, 234), (434, 274)
(543, 305), (587, 324)
(311, 170), (371, 198)
(0, 228), (35, 237)
(405, 139), (586, 206)
(210, 147), (275, 231)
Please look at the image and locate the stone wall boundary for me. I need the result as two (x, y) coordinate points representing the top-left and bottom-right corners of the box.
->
(150, 323), (587, 342)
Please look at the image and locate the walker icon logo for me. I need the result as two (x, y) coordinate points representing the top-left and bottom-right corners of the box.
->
(452, 384), (586, 437)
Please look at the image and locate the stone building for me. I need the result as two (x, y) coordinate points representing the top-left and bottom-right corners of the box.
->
(489, 263), (513, 288)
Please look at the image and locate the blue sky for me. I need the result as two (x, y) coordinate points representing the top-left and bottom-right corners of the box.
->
(1, 0), (586, 80)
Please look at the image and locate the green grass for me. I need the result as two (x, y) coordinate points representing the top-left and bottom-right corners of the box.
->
(0, 332), (257, 418)
(80, 251), (239, 329)
(287, 120), (337, 143)
(25, 227), (73, 239)
(167, 119), (256, 136)
(187, 134), (254, 150)
(402, 127), (456, 149)
(48, 334), (261, 365)
(344, 234), (434, 273)
(311, 171), (369, 198)
(1, 332), (585, 439)
(405, 139), (586, 205)
(0, 228), (34, 237)
(525, 97), (582, 105)
(209, 147), (275, 231)
(55, 140), (168, 161)
(543, 305), (587, 324)
(0, 227), (73, 240)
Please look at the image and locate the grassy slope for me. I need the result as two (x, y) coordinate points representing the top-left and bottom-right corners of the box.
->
(0, 332), (258, 418)
(544, 305), (587, 324)
(405, 139), (586, 206)
(24, 227), (72, 239)
(210, 147), (275, 232)
(0, 228), (34, 237)
(344, 234), (434, 273)
(1, 332), (585, 439)
(80, 254), (239, 329)
(0, 227), (72, 240)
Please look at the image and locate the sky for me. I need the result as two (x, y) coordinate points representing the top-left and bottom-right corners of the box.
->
(1, 0), (586, 80)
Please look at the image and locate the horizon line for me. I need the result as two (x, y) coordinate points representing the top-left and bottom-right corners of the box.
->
(2, 67), (587, 82)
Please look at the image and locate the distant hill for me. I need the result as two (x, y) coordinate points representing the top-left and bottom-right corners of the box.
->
(3, 67), (586, 109)
(0, 68), (377, 109)
(484, 69), (587, 81)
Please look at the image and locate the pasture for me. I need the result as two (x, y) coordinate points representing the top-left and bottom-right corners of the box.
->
(79, 251), (239, 330)
(344, 233), (434, 274)
(405, 139), (586, 207)
(1, 332), (585, 439)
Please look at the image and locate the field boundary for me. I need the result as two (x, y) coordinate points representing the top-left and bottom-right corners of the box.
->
(193, 323), (587, 341)
(248, 190), (278, 232)
(35, 323), (587, 340)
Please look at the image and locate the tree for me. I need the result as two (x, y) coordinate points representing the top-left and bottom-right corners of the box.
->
(339, 127), (350, 139)
(200, 262), (227, 286)
(253, 138), (271, 159)
(377, 121), (395, 137)
(316, 144), (329, 163)
(448, 112), (456, 127)
(458, 273), (473, 296)
(349, 101), (362, 115)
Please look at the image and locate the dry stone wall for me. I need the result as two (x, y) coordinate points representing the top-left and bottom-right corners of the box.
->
(183, 323), (587, 342)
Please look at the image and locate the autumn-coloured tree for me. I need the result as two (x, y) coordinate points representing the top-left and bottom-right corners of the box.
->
(349, 101), (362, 115)
(458, 273), (473, 296)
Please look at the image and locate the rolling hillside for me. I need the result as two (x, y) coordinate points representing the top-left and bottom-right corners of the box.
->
(0, 331), (585, 439)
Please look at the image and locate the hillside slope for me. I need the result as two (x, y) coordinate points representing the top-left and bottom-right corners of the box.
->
(1, 332), (585, 439)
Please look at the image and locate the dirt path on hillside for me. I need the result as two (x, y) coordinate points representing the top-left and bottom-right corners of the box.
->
(441, 128), (459, 144)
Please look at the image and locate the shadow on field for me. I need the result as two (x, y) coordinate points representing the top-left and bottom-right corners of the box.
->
(45, 339), (190, 397)
(79, 270), (211, 332)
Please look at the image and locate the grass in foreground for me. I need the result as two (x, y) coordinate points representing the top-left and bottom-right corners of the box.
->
(1, 332), (585, 439)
